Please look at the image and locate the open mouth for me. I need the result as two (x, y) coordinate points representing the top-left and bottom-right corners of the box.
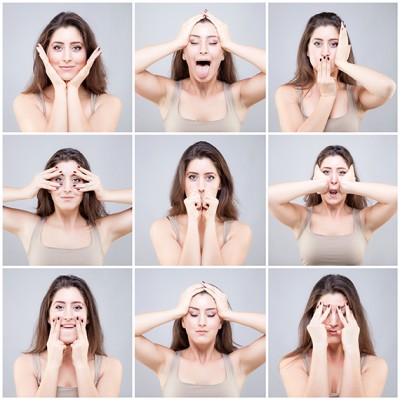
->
(328, 190), (338, 196)
(196, 60), (211, 66)
(196, 60), (211, 79)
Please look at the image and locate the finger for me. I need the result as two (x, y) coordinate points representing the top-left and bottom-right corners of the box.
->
(317, 58), (322, 80)
(345, 304), (355, 323)
(337, 307), (348, 326)
(319, 304), (331, 322)
(43, 170), (63, 180)
(75, 166), (92, 177)
(81, 318), (88, 339)
(86, 47), (102, 68)
(54, 317), (62, 339)
(310, 301), (323, 321)
(326, 57), (331, 76)
(49, 318), (56, 337)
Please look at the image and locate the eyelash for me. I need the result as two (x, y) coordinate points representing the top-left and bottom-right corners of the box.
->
(189, 313), (216, 318)
(313, 41), (338, 48)
(187, 175), (215, 181)
(54, 305), (83, 311)
(52, 45), (83, 52)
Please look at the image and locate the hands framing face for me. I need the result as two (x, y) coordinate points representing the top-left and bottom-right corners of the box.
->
(184, 190), (219, 222)
(72, 165), (105, 200)
(312, 164), (356, 195)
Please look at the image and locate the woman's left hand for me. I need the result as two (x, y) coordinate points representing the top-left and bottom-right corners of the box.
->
(338, 304), (360, 353)
(334, 22), (351, 68)
(204, 12), (232, 48)
(339, 164), (356, 194)
(71, 317), (89, 367)
(67, 47), (102, 90)
(202, 282), (230, 319)
(201, 191), (219, 221)
(73, 165), (105, 200)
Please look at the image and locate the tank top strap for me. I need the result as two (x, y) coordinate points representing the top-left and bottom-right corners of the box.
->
(360, 354), (367, 369)
(171, 81), (182, 109)
(90, 93), (100, 114)
(222, 354), (235, 381)
(35, 92), (46, 116)
(28, 218), (45, 255)
(301, 353), (310, 375)
(347, 84), (360, 112)
(169, 351), (181, 376)
(297, 207), (312, 239)
(166, 216), (180, 243)
(32, 353), (42, 385)
(352, 208), (368, 241)
(94, 354), (103, 385)
(223, 220), (233, 244)
(223, 83), (235, 116)
(91, 224), (105, 256)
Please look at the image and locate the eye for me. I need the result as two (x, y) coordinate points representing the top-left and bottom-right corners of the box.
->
(322, 170), (330, 175)
(190, 41), (199, 45)
(188, 174), (197, 181)
(53, 45), (62, 51)
(207, 313), (216, 318)
(209, 42), (218, 46)
(338, 170), (347, 176)
(313, 41), (322, 47)
(54, 177), (64, 182)
(55, 305), (63, 310)
(330, 42), (338, 48)
(189, 313), (199, 317)
(72, 178), (82, 183)
(73, 305), (83, 311)
(205, 175), (215, 181)
(72, 45), (82, 51)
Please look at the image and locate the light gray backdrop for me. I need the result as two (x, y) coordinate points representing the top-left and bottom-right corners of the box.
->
(135, 268), (266, 397)
(3, 268), (132, 397)
(268, 3), (397, 132)
(135, 135), (266, 265)
(135, 3), (266, 132)
(268, 135), (397, 265)
(269, 268), (397, 397)
(3, 135), (132, 266)
(3, 3), (132, 132)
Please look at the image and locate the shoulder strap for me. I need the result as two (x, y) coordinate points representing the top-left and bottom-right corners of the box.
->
(90, 93), (100, 114)
(352, 208), (368, 241)
(301, 353), (310, 375)
(297, 208), (312, 239)
(91, 224), (105, 257)
(223, 353), (235, 381)
(94, 354), (103, 385)
(223, 220), (233, 244)
(166, 216), (180, 243)
(32, 353), (41, 385)
(35, 92), (46, 116)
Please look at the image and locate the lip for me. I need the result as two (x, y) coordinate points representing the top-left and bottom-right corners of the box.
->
(59, 66), (75, 69)
(327, 330), (338, 335)
(61, 196), (74, 199)
(61, 324), (76, 328)
(196, 330), (208, 334)
(327, 189), (339, 198)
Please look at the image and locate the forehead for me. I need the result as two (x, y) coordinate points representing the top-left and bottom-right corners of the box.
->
(190, 21), (218, 37)
(55, 160), (79, 174)
(320, 155), (348, 169)
(189, 293), (216, 308)
(52, 287), (85, 304)
(319, 292), (347, 306)
(310, 25), (339, 40)
(186, 157), (218, 174)
(50, 26), (84, 43)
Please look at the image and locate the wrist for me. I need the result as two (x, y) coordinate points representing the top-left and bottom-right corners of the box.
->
(73, 360), (90, 370)
(24, 185), (37, 199)
(218, 309), (233, 321)
(334, 60), (348, 70)
(96, 187), (107, 201)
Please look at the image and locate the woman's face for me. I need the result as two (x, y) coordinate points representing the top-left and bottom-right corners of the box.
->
(318, 292), (347, 345)
(307, 24), (339, 72)
(48, 287), (88, 345)
(47, 26), (87, 82)
(184, 157), (221, 200)
(49, 160), (84, 210)
(319, 155), (349, 204)
(182, 293), (222, 344)
(183, 21), (225, 82)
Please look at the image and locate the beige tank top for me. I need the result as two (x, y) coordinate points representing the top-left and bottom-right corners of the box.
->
(27, 218), (104, 266)
(298, 85), (362, 132)
(32, 353), (103, 397)
(162, 351), (240, 397)
(163, 81), (242, 132)
(297, 208), (368, 266)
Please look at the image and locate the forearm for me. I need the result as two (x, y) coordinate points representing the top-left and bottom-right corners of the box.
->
(3, 186), (34, 202)
(136, 40), (183, 74)
(340, 351), (364, 397)
(135, 308), (183, 336)
(304, 348), (330, 397)
(341, 181), (397, 204)
(201, 220), (224, 266)
(46, 87), (68, 132)
(75, 363), (99, 397)
(179, 220), (201, 265)
(67, 87), (92, 132)
(222, 42), (265, 73)
(220, 310), (265, 334)
(97, 189), (132, 204)
(269, 180), (325, 206)
(297, 96), (335, 132)
(35, 365), (59, 397)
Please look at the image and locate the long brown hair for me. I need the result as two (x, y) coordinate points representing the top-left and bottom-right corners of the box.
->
(287, 12), (356, 90)
(171, 289), (238, 354)
(169, 141), (238, 221)
(27, 275), (106, 356)
(171, 17), (237, 84)
(305, 145), (367, 209)
(36, 148), (108, 226)
(24, 12), (107, 96)
(283, 274), (376, 361)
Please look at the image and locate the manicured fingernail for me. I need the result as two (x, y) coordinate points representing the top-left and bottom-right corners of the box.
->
(55, 166), (58, 169)
(77, 165), (81, 168)
(327, 57), (330, 60)
(73, 171), (77, 173)
(59, 171), (62, 173)
(58, 317), (60, 320)
(52, 319), (55, 322)
(328, 305), (331, 308)
(319, 58), (322, 61)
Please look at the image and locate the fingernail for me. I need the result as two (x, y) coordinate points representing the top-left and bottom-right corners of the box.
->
(323, 56), (326, 59)
(328, 305), (331, 308)
(327, 56), (330, 61)
(77, 166), (81, 168)
(73, 170), (77, 173)
(319, 58), (322, 61)
(58, 317), (60, 320)
(55, 166), (58, 169)
(52, 319), (55, 322)
(59, 171), (62, 173)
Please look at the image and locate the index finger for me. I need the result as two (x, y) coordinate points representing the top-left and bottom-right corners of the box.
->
(75, 317), (83, 339)
(54, 317), (62, 338)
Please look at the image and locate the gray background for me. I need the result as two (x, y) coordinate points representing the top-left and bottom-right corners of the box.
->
(3, 135), (132, 266)
(3, 268), (132, 397)
(268, 135), (397, 265)
(135, 135), (266, 266)
(269, 268), (397, 397)
(268, 3), (397, 132)
(3, 3), (132, 132)
(135, 268), (266, 397)
(135, 3), (266, 132)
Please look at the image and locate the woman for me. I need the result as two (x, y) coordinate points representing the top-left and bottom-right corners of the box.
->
(269, 145), (397, 265)
(136, 281), (265, 397)
(150, 141), (252, 266)
(3, 148), (132, 265)
(275, 12), (396, 132)
(14, 275), (122, 397)
(14, 12), (121, 132)
(280, 274), (387, 396)
(136, 10), (265, 131)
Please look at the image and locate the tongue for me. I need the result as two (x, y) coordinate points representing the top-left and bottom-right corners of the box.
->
(196, 64), (210, 79)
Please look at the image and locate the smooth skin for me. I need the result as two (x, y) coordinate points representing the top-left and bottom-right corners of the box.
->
(14, 26), (121, 132)
(136, 11), (265, 125)
(280, 293), (388, 397)
(276, 22), (396, 132)
(135, 282), (265, 393)
(269, 156), (397, 242)
(14, 287), (122, 397)
(3, 160), (132, 259)
(150, 157), (252, 266)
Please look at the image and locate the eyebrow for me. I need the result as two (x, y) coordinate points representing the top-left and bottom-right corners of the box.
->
(189, 307), (217, 311)
(312, 37), (338, 41)
(321, 167), (347, 170)
(189, 35), (219, 39)
(51, 41), (83, 45)
(186, 171), (217, 175)
(53, 301), (84, 305)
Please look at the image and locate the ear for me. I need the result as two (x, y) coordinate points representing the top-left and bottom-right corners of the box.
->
(182, 50), (186, 61)
(181, 318), (185, 329)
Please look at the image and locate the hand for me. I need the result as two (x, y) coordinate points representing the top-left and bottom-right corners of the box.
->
(184, 191), (202, 222)
(307, 302), (331, 350)
(71, 317), (89, 368)
(201, 191), (219, 221)
(339, 164), (356, 194)
(204, 12), (232, 48)
(312, 164), (329, 194)
(175, 283), (205, 317)
(73, 165), (105, 200)
(338, 304), (360, 353)
(317, 57), (337, 98)
(36, 44), (66, 88)
(67, 47), (102, 90)
(176, 14), (205, 48)
(46, 317), (67, 368)
(201, 282), (230, 319)
(27, 166), (62, 198)
(334, 22), (351, 68)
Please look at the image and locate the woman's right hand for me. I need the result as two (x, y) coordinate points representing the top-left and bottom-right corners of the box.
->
(317, 57), (337, 98)
(26, 166), (62, 198)
(307, 302), (330, 350)
(36, 44), (66, 89)
(46, 317), (67, 368)
(312, 164), (329, 194)
(175, 283), (205, 317)
(176, 14), (205, 48)
(184, 191), (202, 222)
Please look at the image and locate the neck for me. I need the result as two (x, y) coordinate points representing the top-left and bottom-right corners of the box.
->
(316, 201), (350, 217)
(186, 76), (222, 97)
(49, 209), (86, 228)
(184, 342), (221, 363)
(327, 343), (344, 361)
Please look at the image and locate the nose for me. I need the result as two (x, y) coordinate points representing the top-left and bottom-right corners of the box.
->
(200, 41), (208, 55)
(327, 308), (338, 326)
(63, 307), (73, 320)
(330, 171), (338, 184)
(197, 177), (205, 192)
(322, 42), (330, 57)
(63, 179), (72, 192)
(63, 48), (72, 62)
(198, 313), (207, 326)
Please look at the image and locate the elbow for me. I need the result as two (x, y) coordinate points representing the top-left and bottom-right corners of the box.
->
(382, 79), (396, 102)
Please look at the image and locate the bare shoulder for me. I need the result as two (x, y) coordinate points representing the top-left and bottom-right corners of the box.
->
(13, 93), (38, 110)
(363, 355), (388, 373)
(98, 93), (122, 109)
(102, 355), (123, 373)
(279, 355), (304, 373)
(151, 216), (172, 235)
(230, 220), (252, 238)
(275, 85), (298, 102)
(14, 353), (34, 371)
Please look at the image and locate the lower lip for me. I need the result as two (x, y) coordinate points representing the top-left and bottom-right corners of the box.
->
(328, 191), (339, 198)
(196, 331), (208, 335)
(328, 330), (338, 335)
(60, 66), (74, 69)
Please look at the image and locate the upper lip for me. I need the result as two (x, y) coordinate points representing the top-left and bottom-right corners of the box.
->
(196, 330), (208, 333)
(59, 65), (75, 68)
(61, 324), (76, 328)
(61, 196), (74, 198)
(196, 59), (211, 65)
